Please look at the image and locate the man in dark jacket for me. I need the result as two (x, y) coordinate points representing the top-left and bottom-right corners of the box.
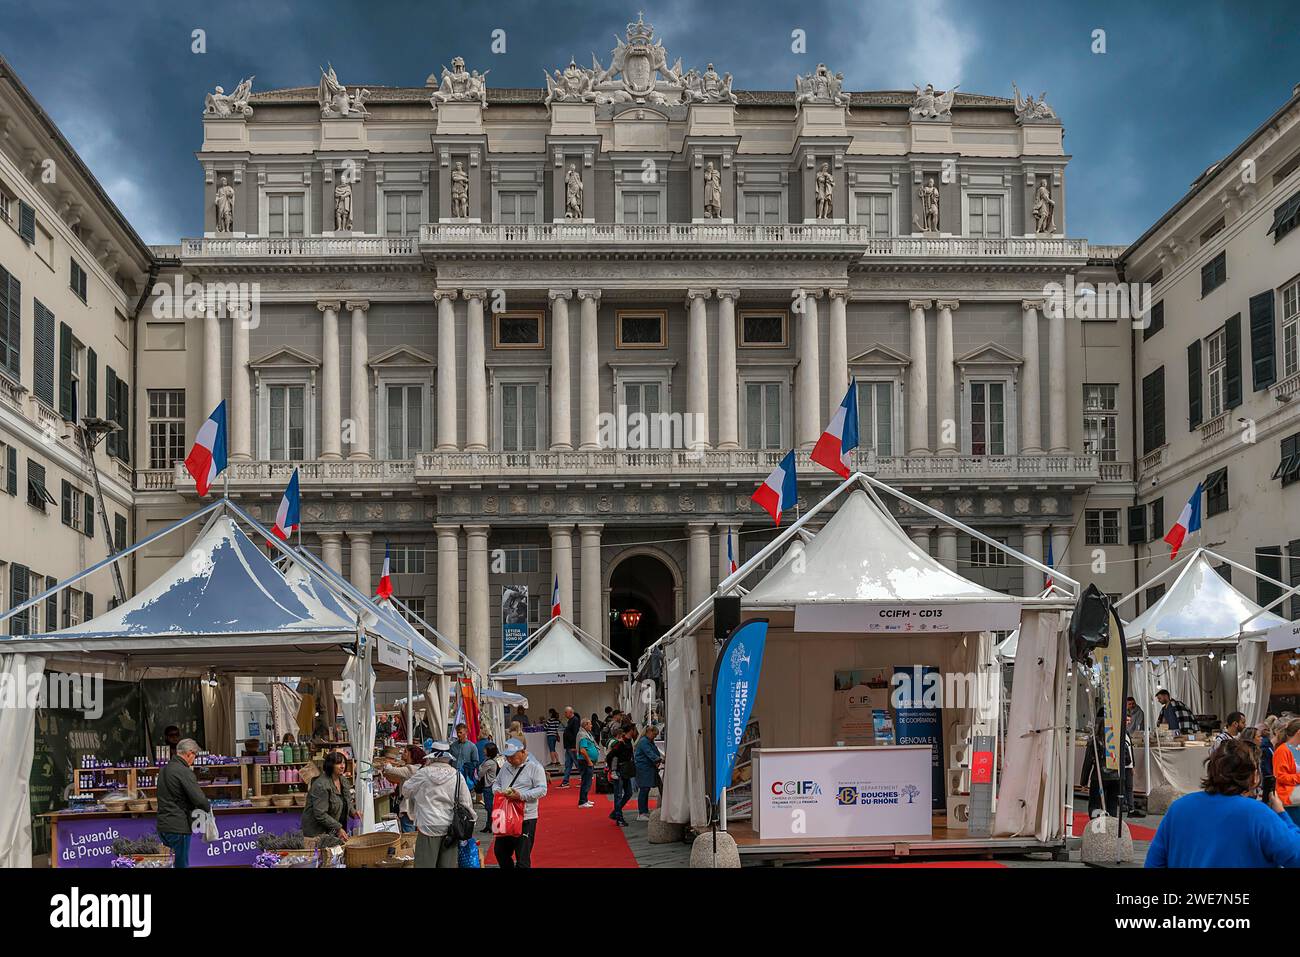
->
(560, 706), (581, 788)
(156, 738), (211, 867)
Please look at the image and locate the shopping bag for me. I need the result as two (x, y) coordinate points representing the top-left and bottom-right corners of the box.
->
(492, 797), (524, 837)
(201, 812), (219, 843)
(458, 838), (481, 869)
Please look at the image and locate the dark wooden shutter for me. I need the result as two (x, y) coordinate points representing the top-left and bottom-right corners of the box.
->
(105, 367), (118, 458)
(33, 301), (54, 407)
(18, 202), (35, 244)
(114, 513), (126, 551)
(116, 375), (130, 463)
(1150, 498), (1164, 541)
(60, 479), (73, 526)
(1186, 340), (1202, 430)
(1143, 300), (1165, 341)
(0, 267), (18, 378)
(84, 492), (94, 538)
(1289, 540), (1300, 620)
(1224, 313), (1243, 409)
(1250, 291), (1277, 391)
(1127, 505), (1147, 544)
(9, 563), (30, 636)
(58, 321), (74, 420)
(87, 347), (97, 417)
(83, 591), (93, 622)
(45, 576), (57, 634)
(5, 445), (15, 496)
(1142, 367), (1166, 453)
(1258, 547), (1283, 608)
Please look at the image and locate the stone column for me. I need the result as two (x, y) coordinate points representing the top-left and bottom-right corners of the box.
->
(715, 289), (740, 450)
(318, 301), (342, 460)
(464, 289), (488, 452)
(319, 531), (344, 575)
(827, 289), (850, 407)
(230, 304), (251, 460)
(577, 289), (601, 451)
(347, 530), (372, 593)
(1048, 300), (1068, 453)
(549, 524), (574, 620)
(907, 300), (932, 455)
(465, 525), (490, 667)
(688, 522), (713, 611)
(346, 300), (371, 460)
(796, 289), (823, 448)
(579, 523), (603, 642)
(435, 524), (461, 649)
(435, 289), (459, 451)
(908, 525), (932, 557)
(202, 305), (221, 420)
(935, 300), (958, 455)
(1020, 299), (1044, 455)
(1022, 525), (1046, 595)
(686, 289), (712, 450)
(937, 527), (958, 572)
(549, 290), (573, 451)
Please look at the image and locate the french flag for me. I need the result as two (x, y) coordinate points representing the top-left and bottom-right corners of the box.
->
(551, 573), (561, 618)
(376, 541), (393, 599)
(810, 379), (860, 478)
(751, 450), (798, 525)
(270, 469), (301, 541)
(727, 527), (738, 575)
(1163, 482), (1204, 560)
(184, 401), (228, 497)
(1044, 533), (1054, 590)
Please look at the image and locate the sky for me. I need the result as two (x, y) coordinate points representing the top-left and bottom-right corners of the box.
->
(1, 0), (1297, 245)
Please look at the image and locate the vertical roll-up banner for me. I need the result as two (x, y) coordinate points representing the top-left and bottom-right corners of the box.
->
(709, 619), (769, 807)
(1098, 603), (1128, 773)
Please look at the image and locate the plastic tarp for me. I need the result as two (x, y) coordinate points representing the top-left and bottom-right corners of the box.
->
(0, 653), (44, 867)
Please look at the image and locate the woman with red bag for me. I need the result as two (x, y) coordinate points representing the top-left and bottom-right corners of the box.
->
(492, 740), (548, 868)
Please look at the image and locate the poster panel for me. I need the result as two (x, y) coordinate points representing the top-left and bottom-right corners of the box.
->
(832, 669), (890, 745)
(892, 665), (945, 811)
(502, 585), (529, 656)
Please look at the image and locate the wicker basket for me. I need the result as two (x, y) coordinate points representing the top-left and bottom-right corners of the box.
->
(292, 792), (306, 806)
(343, 831), (400, 867)
(249, 796), (272, 808)
(271, 795), (295, 808)
(126, 799), (150, 812)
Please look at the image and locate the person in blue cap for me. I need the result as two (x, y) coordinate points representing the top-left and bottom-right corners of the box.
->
(492, 739), (548, 868)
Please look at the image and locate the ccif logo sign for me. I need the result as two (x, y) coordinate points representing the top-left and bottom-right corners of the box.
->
(771, 780), (821, 796)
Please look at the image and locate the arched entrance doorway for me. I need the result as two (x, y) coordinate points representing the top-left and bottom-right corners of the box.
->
(607, 552), (677, 666)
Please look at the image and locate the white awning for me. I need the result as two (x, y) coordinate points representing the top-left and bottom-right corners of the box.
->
(491, 616), (629, 685)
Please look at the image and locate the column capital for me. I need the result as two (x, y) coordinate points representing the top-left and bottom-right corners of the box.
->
(577, 522), (604, 533)
(345, 529), (372, 543)
(686, 520), (715, 532)
(547, 522), (576, 534)
(462, 288), (488, 301)
(317, 530), (344, 543)
(344, 300), (370, 313)
(936, 299), (960, 311)
(316, 300), (342, 313)
(936, 526), (958, 539)
(433, 523), (461, 536)
(462, 523), (491, 538)
(576, 288), (602, 302)
(794, 287), (824, 301)
(827, 288), (851, 302)
(1021, 299), (1046, 312)
(686, 288), (713, 302)
(433, 288), (458, 302)
(548, 288), (574, 302)
(908, 299), (933, 312)
(715, 287), (740, 302)
(1022, 523), (1049, 533)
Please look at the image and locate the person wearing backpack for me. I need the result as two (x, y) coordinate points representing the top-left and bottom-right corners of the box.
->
(402, 746), (476, 868)
(576, 718), (600, 808)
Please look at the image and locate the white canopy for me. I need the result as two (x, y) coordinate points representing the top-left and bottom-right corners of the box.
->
(1126, 550), (1288, 651)
(491, 616), (628, 685)
(742, 488), (1025, 633)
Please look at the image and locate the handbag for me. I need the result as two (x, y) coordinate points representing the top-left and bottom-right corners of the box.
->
(445, 773), (476, 846)
(457, 838), (481, 869)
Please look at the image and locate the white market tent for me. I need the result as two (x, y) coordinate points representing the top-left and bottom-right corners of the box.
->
(490, 615), (631, 726)
(645, 473), (1077, 858)
(0, 500), (445, 867)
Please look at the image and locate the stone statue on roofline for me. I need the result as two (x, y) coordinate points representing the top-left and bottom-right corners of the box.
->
(910, 82), (958, 119)
(1012, 82), (1057, 123)
(205, 77), (254, 117)
(794, 63), (849, 114)
(431, 56), (489, 109)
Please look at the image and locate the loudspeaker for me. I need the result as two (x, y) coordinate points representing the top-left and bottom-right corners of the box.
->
(714, 595), (741, 645)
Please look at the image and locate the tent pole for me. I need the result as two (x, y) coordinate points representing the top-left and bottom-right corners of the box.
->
(1143, 635), (1152, 803)
(1115, 549), (1192, 611)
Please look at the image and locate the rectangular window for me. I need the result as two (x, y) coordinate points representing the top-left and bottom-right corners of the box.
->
(266, 192), (305, 238)
(499, 546), (539, 574)
(969, 381), (1006, 455)
(738, 311), (787, 348)
(1085, 509), (1121, 546)
(267, 384), (306, 460)
(1142, 366), (1165, 453)
(1082, 383), (1118, 462)
(967, 195), (1004, 238)
(61, 479), (84, 532)
(385, 384), (423, 458)
(114, 513), (127, 552)
(621, 380), (664, 449)
(1201, 251), (1227, 296)
(740, 192), (781, 225)
(1149, 498), (1164, 543)
(18, 201), (35, 244)
(497, 191), (538, 225)
(616, 311), (666, 349)
(0, 265), (19, 379)
(493, 312), (543, 349)
(27, 461), (55, 512)
(1206, 327), (1226, 418)
(397, 597), (426, 626)
(1143, 300), (1164, 341)
(1205, 467), (1229, 516)
(1283, 279), (1299, 379)
(1269, 190), (1300, 244)
(620, 191), (661, 224)
(383, 191), (423, 236)
(970, 537), (1009, 568)
(1145, 582), (1166, 612)
(390, 545), (426, 575)
(1127, 505), (1147, 545)
(0, 441), (11, 495)
(59, 325), (84, 422)
(1199, 216), (1226, 246)
(854, 193), (891, 236)
(147, 389), (186, 470)
(857, 380), (894, 456)
(1257, 547), (1283, 610)
(500, 383), (539, 452)
(70, 258), (88, 302)
(105, 367), (129, 462)
(743, 381), (783, 450)
(1289, 539), (1300, 621)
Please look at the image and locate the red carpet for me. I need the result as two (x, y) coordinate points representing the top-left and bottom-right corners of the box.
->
(481, 781), (647, 868)
(831, 860), (1008, 868)
(1071, 811), (1157, 842)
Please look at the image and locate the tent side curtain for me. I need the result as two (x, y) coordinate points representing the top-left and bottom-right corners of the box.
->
(0, 653), (44, 868)
(661, 630), (708, 828)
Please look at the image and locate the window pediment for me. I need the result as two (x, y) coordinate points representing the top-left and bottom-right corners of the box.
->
(955, 341), (1023, 371)
(849, 341), (912, 369)
(249, 345), (320, 372)
(368, 345), (435, 371)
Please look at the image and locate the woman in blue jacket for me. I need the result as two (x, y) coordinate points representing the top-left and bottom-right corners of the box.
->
(1146, 738), (1300, 868)
(633, 725), (663, 821)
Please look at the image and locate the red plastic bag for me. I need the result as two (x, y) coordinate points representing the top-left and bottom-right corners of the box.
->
(492, 797), (524, 837)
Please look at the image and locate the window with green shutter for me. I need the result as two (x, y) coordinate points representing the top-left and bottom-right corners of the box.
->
(59, 322), (75, 420)
(1257, 547), (1283, 609)
(17, 201), (35, 244)
(45, 576), (57, 635)
(105, 367), (119, 458)
(1127, 505), (1147, 545)
(87, 347), (97, 417)
(1200, 252), (1227, 296)
(9, 563), (30, 635)
(33, 300), (55, 407)
(1224, 313), (1242, 410)
(60, 479), (74, 527)
(1187, 340), (1202, 430)
(0, 267), (19, 379)
(84, 492), (94, 538)
(1141, 366), (1165, 453)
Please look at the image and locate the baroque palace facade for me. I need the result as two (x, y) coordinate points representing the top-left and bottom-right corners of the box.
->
(133, 14), (1141, 668)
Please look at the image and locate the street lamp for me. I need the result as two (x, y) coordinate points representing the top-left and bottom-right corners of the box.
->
(620, 608), (642, 630)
